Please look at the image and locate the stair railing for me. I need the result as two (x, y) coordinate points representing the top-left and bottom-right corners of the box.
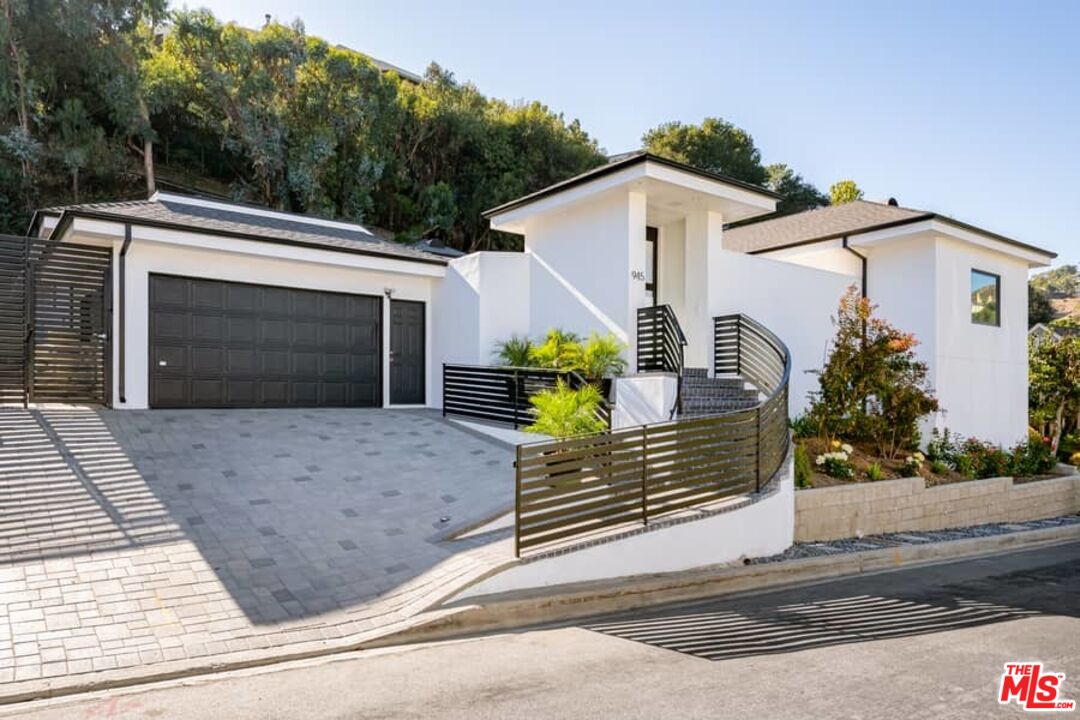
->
(636, 304), (688, 416)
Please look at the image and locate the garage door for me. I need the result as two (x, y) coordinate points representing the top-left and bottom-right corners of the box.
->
(149, 275), (382, 408)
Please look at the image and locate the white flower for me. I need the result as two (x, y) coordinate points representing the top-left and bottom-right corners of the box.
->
(841, 443), (853, 454)
(815, 456), (825, 465)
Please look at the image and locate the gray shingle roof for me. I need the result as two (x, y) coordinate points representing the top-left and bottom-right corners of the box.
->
(44, 194), (449, 265)
(723, 199), (1055, 259)
(723, 200), (930, 253)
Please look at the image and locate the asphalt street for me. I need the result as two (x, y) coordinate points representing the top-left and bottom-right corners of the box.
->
(7, 541), (1080, 720)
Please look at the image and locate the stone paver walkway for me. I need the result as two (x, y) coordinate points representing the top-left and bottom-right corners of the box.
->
(0, 407), (515, 687)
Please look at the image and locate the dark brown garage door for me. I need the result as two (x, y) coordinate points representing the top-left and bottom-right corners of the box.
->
(149, 275), (382, 408)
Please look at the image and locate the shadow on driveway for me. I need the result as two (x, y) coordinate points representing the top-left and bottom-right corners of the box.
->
(0, 406), (514, 625)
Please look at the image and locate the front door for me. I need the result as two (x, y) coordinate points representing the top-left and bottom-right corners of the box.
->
(390, 299), (425, 404)
(645, 226), (658, 306)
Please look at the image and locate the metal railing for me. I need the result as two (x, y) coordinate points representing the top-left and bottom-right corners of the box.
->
(513, 313), (790, 556)
(442, 364), (611, 429)
(636, 304), (687, 374)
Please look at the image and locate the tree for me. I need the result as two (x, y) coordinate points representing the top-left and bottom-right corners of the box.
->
(1028, 284), (1055, 327)
(1029, 335), (1080, 452)
(829, 180), (864, 204)
(643, 117), (768, 186)
(809, 286), (939, 457)
(1030, 264), (1079, 298)
(765, 163), (829, 214)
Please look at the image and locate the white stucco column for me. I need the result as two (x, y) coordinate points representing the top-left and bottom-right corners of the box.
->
(627, 191), (649, 371)
(683, 209), (724, 370)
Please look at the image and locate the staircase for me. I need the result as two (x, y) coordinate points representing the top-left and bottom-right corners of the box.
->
(678, 367), (761, 418)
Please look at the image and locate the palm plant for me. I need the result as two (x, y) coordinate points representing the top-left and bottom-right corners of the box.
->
(569, 332), (627, 381)
(494, 335), (535, 367)
(525, 380), (607, 438)
(528, 328), (581, 370)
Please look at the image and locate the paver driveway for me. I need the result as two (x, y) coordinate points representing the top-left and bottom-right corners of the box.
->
(0, 406), (514, 687)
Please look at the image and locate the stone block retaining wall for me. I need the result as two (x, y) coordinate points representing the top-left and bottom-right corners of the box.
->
(794, 472), (1080, 542)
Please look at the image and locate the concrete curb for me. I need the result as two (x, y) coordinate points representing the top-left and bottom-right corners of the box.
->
(363, 522), (1080, 649)
(1, 523), (1076, 707)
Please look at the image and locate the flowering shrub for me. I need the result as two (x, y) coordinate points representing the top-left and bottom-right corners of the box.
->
(903, 451), (925, 475)
(808, 287), (938, 458)
(1008, 437), (1057, 476)
(816, 449), (854, 479)
(1071, 452), (1080, 467)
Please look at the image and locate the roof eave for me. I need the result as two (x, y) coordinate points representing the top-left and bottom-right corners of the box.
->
(482, 152), (779, 219)
(748, 212), (1056, 262)
(55, 209), (449, 267)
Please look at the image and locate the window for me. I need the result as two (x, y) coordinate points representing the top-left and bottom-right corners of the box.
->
(971, 269), (1000, 326)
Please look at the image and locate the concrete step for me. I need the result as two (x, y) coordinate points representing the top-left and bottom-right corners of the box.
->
(680, 376), (748, 390)
(681, 367), (709, 378)
(680, 385), (759, 399)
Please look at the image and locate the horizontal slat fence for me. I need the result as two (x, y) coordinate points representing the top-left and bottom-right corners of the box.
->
(514, 313), (791, 556)
(443, 364), (610, 429)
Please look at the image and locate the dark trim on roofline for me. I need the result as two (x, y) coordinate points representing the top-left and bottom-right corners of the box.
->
(482, 152), (780, 219)
(842, 237), (868, 299)
(26, 209), (60, 238)
(748, 213), (1056, 260)
(47, 209), (449, 266)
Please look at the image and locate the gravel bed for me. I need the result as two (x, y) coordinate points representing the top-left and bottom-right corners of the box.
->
(749, 513), (1080, 564)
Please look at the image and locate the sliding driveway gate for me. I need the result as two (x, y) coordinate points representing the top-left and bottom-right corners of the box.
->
(0, 233), (112, 406)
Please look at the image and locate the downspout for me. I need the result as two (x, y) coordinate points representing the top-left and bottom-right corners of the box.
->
(118, 224), (132, 404)
(841, 236), (868, 298)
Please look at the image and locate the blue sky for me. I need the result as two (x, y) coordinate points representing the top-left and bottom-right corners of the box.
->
(184, 0), (1078, 269)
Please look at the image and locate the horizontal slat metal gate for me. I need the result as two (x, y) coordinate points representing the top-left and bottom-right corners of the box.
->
(0, 235), (28, 404)
(0, 234), (112, 406)
(27, 241), (112, 404)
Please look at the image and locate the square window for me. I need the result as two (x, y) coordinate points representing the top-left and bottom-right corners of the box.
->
(971, 269), (1000, 326)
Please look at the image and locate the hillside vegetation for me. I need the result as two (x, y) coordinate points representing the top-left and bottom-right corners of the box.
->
(1030, 264), (1080, 332)
(1, 1), (831, 250)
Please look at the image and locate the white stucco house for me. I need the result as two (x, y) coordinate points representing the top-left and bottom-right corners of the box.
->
(29, 151), (1056, 447)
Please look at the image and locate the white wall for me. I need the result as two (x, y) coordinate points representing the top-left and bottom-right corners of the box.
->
(763, 240), (863, 279)
(657, 219), (686, 322)
(526, 190), (637, 348)
(931, 236), (1029, 446)
(115, 230), (437, 409)
(612, 373), (678, 428)
(430, 252), (532, 407)
(455, 467), (794, 599)
(709, 249), (853, 417)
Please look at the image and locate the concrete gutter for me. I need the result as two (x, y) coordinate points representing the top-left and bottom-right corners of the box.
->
(2, 523), (1077, 707)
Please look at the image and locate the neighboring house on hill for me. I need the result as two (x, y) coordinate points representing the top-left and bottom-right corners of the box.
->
(24, 153), (1056, 448)
(1028, 323), (1063, 348)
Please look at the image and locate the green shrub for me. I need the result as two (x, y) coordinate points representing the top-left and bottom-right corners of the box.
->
(866, 462), (884, 482)
(926, 428), (960, 467)
(494, 335), (535, 367)
(807, 287), (938, 458)
(529, 329), (581, 370)
(902, 452), (925, 476)
(570, 332), (628, 381)
(815, 448), (854, 479)
(1008, 438), (1057, 476)
(794, 444), (813, 488)
(960, 438), (1011, 479)
(930, 459), (949, 475)
(525, 380), (607, 438)
(790, 413), (817, 440)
